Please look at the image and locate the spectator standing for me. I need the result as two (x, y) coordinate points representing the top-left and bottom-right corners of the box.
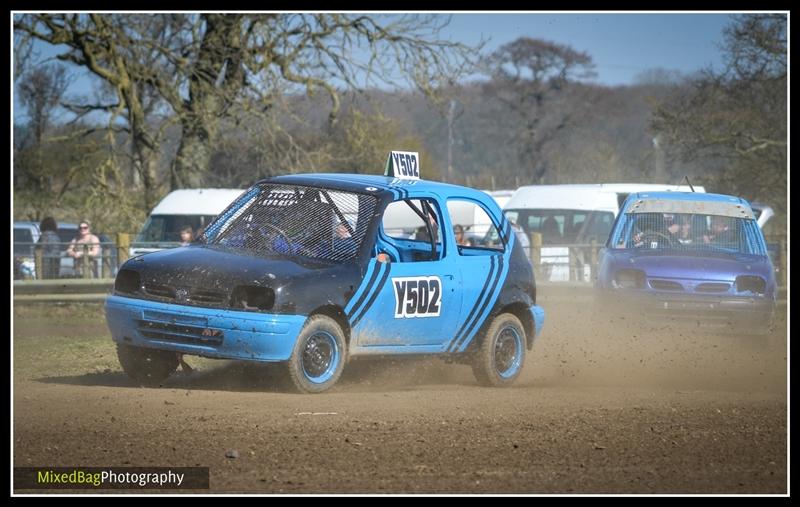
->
(67, 220), (101, 277)
(36, 216), (61, 279)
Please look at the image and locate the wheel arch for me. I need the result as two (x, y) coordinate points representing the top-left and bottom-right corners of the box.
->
(307, 304), (351, 347)
(496, 302), (536, 350)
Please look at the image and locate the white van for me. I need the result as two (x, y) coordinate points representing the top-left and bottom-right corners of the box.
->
(485, 189), (515, 209)
(504, 183), (706, 281)
(130, 188), (244, 257)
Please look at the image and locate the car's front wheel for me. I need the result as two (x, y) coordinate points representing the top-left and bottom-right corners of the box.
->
(116, 344), (179, 387)
(285, 315), (347, 393)
(472, 313), (527, 387)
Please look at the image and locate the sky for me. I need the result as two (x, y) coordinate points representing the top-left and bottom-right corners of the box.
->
(12, 12), (738, 123)
(440, 13), (732, 85)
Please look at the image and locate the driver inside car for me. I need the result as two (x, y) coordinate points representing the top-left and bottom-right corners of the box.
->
(631, 214), (675, 248)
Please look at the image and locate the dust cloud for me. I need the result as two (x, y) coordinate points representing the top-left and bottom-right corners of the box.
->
(70, 296), (784, 395)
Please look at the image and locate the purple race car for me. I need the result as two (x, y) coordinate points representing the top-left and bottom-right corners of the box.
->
(595, 192), (776, 335)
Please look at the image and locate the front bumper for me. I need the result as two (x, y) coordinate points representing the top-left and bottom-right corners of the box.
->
(530, 304), (545, 338)
(105, 295), (307, 361)
(595, 289), (775, 331)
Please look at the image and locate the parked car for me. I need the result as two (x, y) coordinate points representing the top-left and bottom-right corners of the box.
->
(14, 221), (118, 279)
(595, 191), (776, 335)
(106, 155), (545, 392)
(14, 221), (79, 279)
(13, 222), (41, 279)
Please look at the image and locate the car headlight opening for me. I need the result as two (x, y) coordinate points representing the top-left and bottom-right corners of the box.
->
(231, 285), (275, 311)
(612, 269), (645, 289)
(736, 275), (766, 295)
(115, 269), (142, 294)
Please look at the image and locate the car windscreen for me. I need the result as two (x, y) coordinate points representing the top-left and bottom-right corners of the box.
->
(207, 183), (378, 262)
(609, 212), (767, 255)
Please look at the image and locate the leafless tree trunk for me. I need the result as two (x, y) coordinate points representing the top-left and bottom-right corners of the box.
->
(652, 14), (787, 223)
(482, 37), (595, 183)
(16, 13), (478, 201)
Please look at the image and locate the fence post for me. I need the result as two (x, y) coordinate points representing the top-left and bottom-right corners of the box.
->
(117, 233), (130, 266)
(81, 244), (91, 279)
(530, 232), (542, 279)
(34, 248), (43, 280)
(568, 247), (576, 281)
(590, 239), (598, 283)
(101, 244), (108, 278)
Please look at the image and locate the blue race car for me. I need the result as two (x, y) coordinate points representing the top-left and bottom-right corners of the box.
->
(106, 155), (544, 392)
(595, 191), (776, 335)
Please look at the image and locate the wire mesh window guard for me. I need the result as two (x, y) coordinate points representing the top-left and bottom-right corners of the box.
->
(208, 183), (377, 262)
(610, 212), (766, 255)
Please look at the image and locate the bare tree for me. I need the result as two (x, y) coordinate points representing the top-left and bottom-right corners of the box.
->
(652, 14), (787, 223)
(17, 65), (70, 146)
(13, 31), (35, 83)
(15, 64), (71, 197)
(14, 14), (189, 210)
(15, 13), (478, 203)
(481, 37), (595, 183)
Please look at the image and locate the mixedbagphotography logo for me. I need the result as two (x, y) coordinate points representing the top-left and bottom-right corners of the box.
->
(14, 467), (209, 490)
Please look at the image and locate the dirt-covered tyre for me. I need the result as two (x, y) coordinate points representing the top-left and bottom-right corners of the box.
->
(285, 315), (347, 393)
(116, 344), (179, 387)
(472, 313), (526, 387)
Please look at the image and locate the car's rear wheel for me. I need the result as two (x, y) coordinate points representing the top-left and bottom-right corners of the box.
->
(116, 344), (179, 387)
(285, 315), (346, 393)
(472, 313), (526, 387)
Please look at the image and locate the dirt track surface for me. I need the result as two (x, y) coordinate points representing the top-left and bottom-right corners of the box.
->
(13, 297), (787, 494)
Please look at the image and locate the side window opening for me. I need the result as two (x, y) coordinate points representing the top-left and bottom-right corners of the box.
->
(447, 199), (505, 255)
(565, 212), (587, 243)
(380, 198), (443, 262)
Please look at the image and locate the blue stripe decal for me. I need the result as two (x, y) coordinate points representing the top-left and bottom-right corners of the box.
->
(506, 221), (515, 250)
(345, 261), (381, 318)
(351, 263), (392, 328)
(452, 230), (513, 352)
(456, 256), (509, 352)
(497, 217), (507, 245)
(452, 256), (504, 352)
(446, 256), (497, 353)
(348, 262), (387, 322)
